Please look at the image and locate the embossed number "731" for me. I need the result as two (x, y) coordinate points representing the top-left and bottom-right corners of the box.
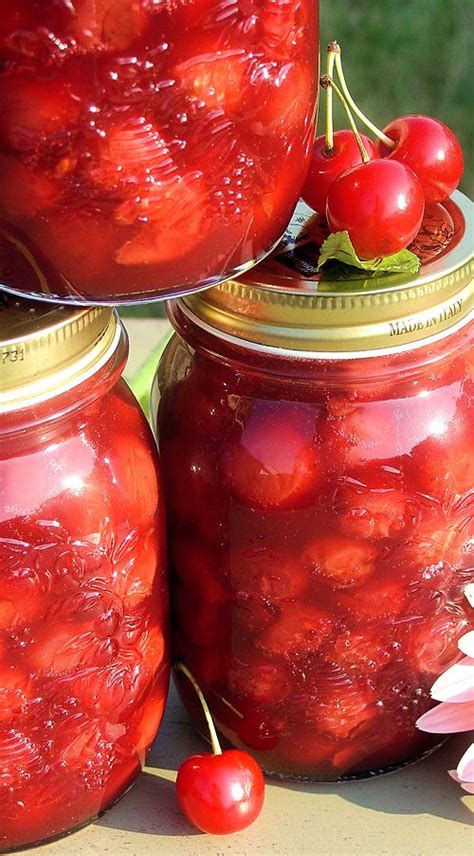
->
(1, 348), (25, 364)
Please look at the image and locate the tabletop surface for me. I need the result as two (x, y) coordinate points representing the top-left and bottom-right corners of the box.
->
(14, 316), (472, 856)
(15, 685), (473, 856)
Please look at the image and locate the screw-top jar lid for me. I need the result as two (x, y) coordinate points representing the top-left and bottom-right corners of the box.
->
(0, 295), (122, 411)
(176, 190), (473, 357)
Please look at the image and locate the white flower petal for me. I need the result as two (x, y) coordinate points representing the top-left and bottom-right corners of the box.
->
(448, 769), (474, 793)
(417, 701), (473, 733)
(431, 658), (474, 703)
(457, 743), (474, 782)
(459, 631), (474, 658)
(464, 583), (474, 609)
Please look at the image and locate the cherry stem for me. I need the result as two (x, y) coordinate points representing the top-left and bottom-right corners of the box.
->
(324, 43), (338, 151)
(320, 75), (371, 164)
(332, 46), (395, 150)
(175, 662), (223, 756)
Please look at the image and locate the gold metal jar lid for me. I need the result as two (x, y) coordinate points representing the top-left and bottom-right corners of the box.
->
(0, 294), (122, 411)
(177, 190), (473, 357)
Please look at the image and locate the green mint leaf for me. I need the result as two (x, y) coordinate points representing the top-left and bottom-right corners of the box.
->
(317, 231), (421, 274)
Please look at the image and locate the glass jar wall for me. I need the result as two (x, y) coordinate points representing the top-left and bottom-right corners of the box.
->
(0, 0), (318, 305)
(0, 297), (169, 850)
(154, 196), (473, 781)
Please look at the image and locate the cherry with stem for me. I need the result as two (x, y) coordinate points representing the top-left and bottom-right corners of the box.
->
(302, 44), (379, 214)
(332, 42), (464, 204)
(321, 63), (425, 259)
(174, 662), (265, 835)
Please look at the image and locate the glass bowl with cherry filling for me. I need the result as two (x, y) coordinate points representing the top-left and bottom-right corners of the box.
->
(0, 0), (318, 305)
(154, 192), (473, 782)
(0, 297), (169, 851)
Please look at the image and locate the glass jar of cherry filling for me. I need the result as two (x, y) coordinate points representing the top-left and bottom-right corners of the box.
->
(0, 0), (318, 305)
(154, 192), (473, 782)
(0, 297), (169, 851)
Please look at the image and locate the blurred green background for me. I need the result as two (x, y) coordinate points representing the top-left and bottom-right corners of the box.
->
(321, 0), (472, 194)
(121, 0), (472, 321)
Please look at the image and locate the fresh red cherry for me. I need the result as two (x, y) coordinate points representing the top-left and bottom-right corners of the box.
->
(176, 748), (265, 835)
(175, 662), (265, 835)
(302, 129), (380, 214)
(326, 159), (425, 259)
(330, 44), (465, 206)
(377, 115), (464, 204)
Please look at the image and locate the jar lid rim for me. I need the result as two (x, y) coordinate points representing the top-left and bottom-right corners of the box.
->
(0, 296), (121, 410)
(179, 190), (473, 354)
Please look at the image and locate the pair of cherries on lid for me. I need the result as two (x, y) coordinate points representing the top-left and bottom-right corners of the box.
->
(303, 115), (464, 260)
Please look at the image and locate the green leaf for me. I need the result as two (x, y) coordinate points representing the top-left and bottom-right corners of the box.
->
(317, 231), (421, 274)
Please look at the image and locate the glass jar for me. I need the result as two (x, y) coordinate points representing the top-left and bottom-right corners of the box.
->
(154, 192), (473, 781)
(0, 296), (169, 850)
(0, 1), (318, 306)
